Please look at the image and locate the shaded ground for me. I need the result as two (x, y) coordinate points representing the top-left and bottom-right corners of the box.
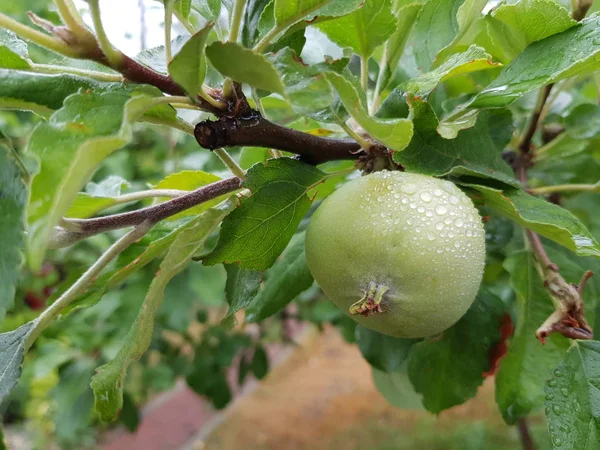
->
(197, 326), (551, 450)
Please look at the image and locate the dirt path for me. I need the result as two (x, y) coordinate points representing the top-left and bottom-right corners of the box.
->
(195, 326), (551, 450)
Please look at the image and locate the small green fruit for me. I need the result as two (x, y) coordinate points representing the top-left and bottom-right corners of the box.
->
(305, 171), (485, 338)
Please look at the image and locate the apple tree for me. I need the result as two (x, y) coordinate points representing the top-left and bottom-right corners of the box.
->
(0, 0), (600, 448)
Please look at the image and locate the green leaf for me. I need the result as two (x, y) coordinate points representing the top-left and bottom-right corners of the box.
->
(407, 290), (504, 414)
(91, 200), (234, 421)
(251, 345), (269, 379)
(168, 23), (213, 96)
(205, 42), (285, 94)
(242, 0), (273, 47)
(274, 0), (330, 25)
(491, 0), (576, 56)
(393, 99), (517, 186)
(323, 71), (413, 151)
(175, 0), (191, 19)
(316, 0), (396, 58)
(135, 36), (189, 74)
(119, 392), (140, 432)
(50, 359), (95, 445)
(0, 424), (6, 450)
(0, 29), (30, 70)
(0, 145), (27, 319)
(222, 264), (262, 325)
(268, 49), (348, 116)
(377, 3), (421, 91)
(0, 70), (108, 115)
(192, 0), (221, 20)
(437, 109), (480, 140)
(356, 326), (418, 373)
(267, 0), (364, 44)
(0, 322), (34, 405)
(71, 218), (206, 312)
(545, 340), (600, 450)
(375, 87), (409, 119)
(412, 0), (487, 70)
(268, 28), (306, 54)
(26, 89), (174, 270)
(564, 103), (600, 140)
(66, 175), (130, 218)
(239, 146), (271, 169)
(463, 183), (600, 258)
(472, 15), (600, 108)
(204, 158), (326, 270)
(402, 45), (499, 98)
(85, 175), (130, 197)
(153, 170), (223, 220)
(245, 231), (313, 322)
(316, 0), (363, 17)
(372, 366), (424, 410)
(495, 250), (570, 423)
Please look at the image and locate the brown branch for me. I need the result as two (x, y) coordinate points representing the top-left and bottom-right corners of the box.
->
(572, 0), (594, 21)
(518, 84), (553, 154)
(517, 109), (595, 344)
(27, 12), (222, 113)
(513, 3), (596, 343)
(49, 177), (242, 248)
(513, 51), (594, 343)
(194, 110), (365, 165)
(83, 46), (223, 113)
(517, 418), (537, 450)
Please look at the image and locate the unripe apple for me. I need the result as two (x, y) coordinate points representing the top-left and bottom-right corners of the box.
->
(305, 171), (485, 338)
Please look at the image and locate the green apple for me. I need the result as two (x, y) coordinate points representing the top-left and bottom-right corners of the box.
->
(305, 171), (485, 338)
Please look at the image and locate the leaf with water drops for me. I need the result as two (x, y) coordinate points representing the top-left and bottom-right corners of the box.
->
(393, 99), (517, 186)
(495, 250), (571, 423)
(412, 0), (487, 70)
(545, 340), (600, 450)
(463, 183), (600, 258)
(472, 15), (600, 108)
(401, 45), (499, 98)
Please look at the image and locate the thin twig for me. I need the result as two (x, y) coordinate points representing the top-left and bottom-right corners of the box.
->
(54, 0), (88, 35)
(164, 0), (174, 62)
(89, 188), (188, 208)
(360, 55), (369, 94)
(49, 177), (242, 247)
(213, 148), (246, 178)
(516, 418), (537, 450)
(532, 133), (567, 160)
(228, 0), (247, 43)
(518, 84), (553, 154)
(26, 221), (153, 349)
(338, 120), (371, 150)
(0, 12), (80, 56)
(141, 115), (195, 135)
(1, 11), (221, 112)
(529, 183), (600, 195)
(30, 63), (123, 82)
(88, 0), (122, 67)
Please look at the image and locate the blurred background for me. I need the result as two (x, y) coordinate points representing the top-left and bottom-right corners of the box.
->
(1, 0), (593, 449)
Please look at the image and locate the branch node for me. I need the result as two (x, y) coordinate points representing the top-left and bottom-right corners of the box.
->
(535, 269), (594, 344)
